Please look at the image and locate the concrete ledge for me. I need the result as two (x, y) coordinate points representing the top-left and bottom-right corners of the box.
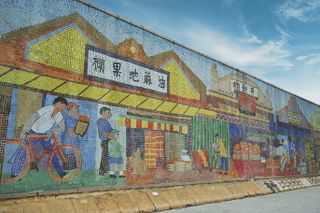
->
(47, 198), (76, 213)
(209, 184), (234, 202)
(166, 187), (195, 208)
(242, 181), (259, 196)
(95, 194), (121, 213)
(128, 191), (155, 213)
(0, 201), (51, 213)
(72, 196), (100, 213)
(144, 189), (171, 211)
(233, 182), (251, 197)
(254, 181), (272, 195)
(186, 185), (214, 205)
(159, 188), (184, 209)
(224, 183), (245, 199)
(112, 192), (140, 213)
(177, 187), (196, 206)
(0, 176), (319, 213)
(249, 181), (264, 195)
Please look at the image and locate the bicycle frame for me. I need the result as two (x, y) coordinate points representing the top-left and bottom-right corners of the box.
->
(26, 133), (67, 165)
(1, 132), (81, 184)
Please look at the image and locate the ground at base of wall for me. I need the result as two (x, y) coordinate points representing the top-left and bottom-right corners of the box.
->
(0, 170), (126, 194)
(0, 176), (320, 213)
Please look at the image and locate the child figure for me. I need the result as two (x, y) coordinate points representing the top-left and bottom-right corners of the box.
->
(108, 129), (125, 178)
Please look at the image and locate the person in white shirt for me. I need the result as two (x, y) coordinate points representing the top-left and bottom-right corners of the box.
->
(12, 97), (68, 179)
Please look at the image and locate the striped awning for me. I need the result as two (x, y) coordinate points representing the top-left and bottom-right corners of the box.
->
(118, 116), (188, 134)
(0, 65), (271, 125)
(0, 66), (202, 118)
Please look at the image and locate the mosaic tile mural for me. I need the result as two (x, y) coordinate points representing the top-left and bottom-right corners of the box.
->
(0, 0), (319, 194)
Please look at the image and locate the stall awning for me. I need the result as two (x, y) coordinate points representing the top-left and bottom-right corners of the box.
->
(118, 116), (188, 135)
(0, 65), (203, 119)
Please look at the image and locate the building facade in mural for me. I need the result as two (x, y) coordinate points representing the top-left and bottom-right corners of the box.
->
(0, 0), (319, 194)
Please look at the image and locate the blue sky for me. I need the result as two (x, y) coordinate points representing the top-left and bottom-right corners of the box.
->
(89, 0), (320, 105)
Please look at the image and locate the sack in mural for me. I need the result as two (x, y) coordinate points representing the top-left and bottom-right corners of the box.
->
(75, 115), (90, 137)
(192, 149), (209, 169)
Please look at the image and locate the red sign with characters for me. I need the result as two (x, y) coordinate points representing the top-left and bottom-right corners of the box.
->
(238, 92), (256, 115)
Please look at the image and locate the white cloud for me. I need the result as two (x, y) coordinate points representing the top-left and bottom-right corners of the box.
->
(276, 0), (320, 22)
(180, 22), (293, 76)
(296, 53), (320, 65)
(296, 55), (308, 61)
(180, 22), (320, 104)
(240, 24), (263, 44)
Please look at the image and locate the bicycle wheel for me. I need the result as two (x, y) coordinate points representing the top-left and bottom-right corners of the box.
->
(0, 140), (31, 184)
(47, 145), (81, 182)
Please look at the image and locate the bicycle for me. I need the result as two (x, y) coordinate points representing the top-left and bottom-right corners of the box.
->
(0, 132), (81, 183)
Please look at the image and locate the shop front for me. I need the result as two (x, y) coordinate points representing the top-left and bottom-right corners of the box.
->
(229, 123), (271, 177)
(118, 115), (191, 184)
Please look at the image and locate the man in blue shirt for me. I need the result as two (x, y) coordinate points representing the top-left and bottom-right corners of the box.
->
(62, 102), (81, 171)
(97, 107), (117, 176)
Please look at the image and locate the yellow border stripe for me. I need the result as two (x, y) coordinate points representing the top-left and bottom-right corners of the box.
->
(171, 104), (189, 115)
(54, 82), (88, 96)
(184, 106), (199, 116)
(0, 69), (38, 85)
(100, 90), (128, 104)
(156, 101), (177, 113)
(139, 97), (163, 110)
(198, 109), (217, 118)
(121, 94), (147, 107)
(27, 76), (65, 91)
(0, 65), (10, 75)
(80, 86), (110, 100)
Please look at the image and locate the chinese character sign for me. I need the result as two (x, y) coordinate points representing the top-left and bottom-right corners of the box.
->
(230, 79), (258, 97)
(288, 111), (301, 125)
(85, 45), (169, 94)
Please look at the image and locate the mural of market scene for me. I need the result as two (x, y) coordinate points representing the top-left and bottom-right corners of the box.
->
(0, 0), (319, 194)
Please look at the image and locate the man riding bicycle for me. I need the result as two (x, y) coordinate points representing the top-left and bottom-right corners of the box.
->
(11, 97), (68, 179)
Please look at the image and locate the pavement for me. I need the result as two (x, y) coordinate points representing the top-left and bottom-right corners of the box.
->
(161, 185), (320, 213)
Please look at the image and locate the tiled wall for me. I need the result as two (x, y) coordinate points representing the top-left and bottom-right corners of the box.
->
(0, 0), (319, 195)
